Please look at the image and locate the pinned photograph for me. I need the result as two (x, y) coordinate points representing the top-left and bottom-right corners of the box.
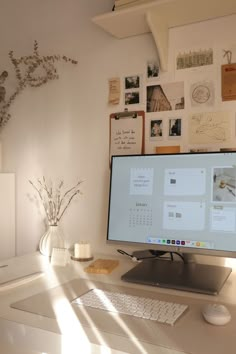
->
(150, 119), (163, 138)
(147, 82), (184, 112)
(125, 91), (140, 105)
(147, 60), (159, 79)
(125, 75), (140, 89)
(124, 74), (142, 105)
(169, 118), (182, 137)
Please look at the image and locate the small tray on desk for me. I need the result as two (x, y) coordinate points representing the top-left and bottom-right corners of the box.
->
(84, 259), (119, 274)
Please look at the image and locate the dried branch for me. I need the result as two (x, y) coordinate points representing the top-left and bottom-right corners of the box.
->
(0, 40), (78, 129)
(29, 177), (83, 226)
(58, 189), (82, 222)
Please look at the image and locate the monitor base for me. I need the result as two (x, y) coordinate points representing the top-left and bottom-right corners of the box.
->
(132, 249), (167, 260)
(121, 258), (232, 295)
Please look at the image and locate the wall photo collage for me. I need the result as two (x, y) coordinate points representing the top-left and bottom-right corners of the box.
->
(108, 45), (236, 155)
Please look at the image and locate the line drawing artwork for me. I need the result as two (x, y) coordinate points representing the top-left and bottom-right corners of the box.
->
(176, 48), (213, 70)
(190, 80), (215, 107)
(189, 112), (230, 144)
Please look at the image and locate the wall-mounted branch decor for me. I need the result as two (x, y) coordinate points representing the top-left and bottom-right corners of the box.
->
(0, 40), (77, 129)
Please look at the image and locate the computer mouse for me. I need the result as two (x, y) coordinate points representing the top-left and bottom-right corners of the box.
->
(202, 303), (231, 325)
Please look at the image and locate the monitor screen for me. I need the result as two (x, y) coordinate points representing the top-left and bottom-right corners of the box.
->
(107, 152), (236, 258)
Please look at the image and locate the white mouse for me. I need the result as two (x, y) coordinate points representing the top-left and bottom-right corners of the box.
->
(202, 303), (231, 325)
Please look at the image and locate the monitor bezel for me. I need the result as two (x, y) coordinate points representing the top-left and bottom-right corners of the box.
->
(107, 152), (236, 259)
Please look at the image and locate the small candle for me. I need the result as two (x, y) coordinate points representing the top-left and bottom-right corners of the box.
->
(74, 241), (91, 259)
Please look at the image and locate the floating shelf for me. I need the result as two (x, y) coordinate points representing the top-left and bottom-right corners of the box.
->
(92, 0), (236, 72)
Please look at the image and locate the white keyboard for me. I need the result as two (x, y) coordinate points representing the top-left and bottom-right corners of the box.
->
(72, 288), (188, 326)
(0, 271), (44, 291)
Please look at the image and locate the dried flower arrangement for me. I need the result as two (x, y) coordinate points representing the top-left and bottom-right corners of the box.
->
(29, 177), (83, 226)
(0, 40), (77, 129)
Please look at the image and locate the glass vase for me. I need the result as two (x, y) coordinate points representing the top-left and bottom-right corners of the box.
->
(39, 225), (64, 257)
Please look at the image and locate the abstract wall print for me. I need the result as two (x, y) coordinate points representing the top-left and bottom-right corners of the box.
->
(190, 80), (215, 107)
(189, 111), (230, 144)
(176, 48), (213, 70)
(124, 74), (141, 105)
(150, 119), (163, 138)
(146, 82), (184, 112)
(169, 118), (182, 137)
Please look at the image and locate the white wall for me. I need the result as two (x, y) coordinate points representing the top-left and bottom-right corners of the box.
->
(0, 1), (235, 257)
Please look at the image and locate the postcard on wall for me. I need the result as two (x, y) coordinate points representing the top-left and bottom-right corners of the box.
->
(146, 82), (184, 112)
(108, 77), (120, 105)
(190, 80), (215, 107)
(124, 74), (142, 105)
(221, 63), (236, 101)
(189, 111), (230, 145)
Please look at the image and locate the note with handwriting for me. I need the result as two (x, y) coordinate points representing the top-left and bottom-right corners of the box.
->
(110, 115), (143, 157)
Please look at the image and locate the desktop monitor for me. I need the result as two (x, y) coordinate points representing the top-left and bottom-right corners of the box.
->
(107, 152), (235, 294)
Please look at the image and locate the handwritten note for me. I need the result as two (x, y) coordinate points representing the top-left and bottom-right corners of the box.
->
(110, 115), (143, 157)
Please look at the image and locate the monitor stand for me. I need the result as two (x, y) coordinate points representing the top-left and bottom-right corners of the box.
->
(121, 257), (232, 295)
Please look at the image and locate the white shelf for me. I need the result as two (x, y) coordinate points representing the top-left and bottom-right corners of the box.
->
(92, 0), (236, 71)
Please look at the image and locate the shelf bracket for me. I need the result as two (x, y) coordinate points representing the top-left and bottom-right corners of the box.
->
(92, 0), (236, 73)
(146, 11), (168, 72)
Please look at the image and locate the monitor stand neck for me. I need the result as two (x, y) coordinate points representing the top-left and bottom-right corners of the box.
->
(181, 253), (196, 264)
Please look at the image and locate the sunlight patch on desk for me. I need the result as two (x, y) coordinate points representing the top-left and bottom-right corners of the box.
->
(224, 257), (236, 270)
(73, 288), (148, 354)
(53, 297), (91, 354)
(69, 278), (148, 353)
(53, 284), (116, 353)
(11, 278), (175, 353)
(72, 304), (125, 354)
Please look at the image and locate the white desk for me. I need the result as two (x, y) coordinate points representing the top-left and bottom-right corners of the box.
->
(0, 252), (235, 354)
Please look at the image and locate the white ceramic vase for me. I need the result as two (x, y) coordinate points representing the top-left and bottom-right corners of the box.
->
(39, 225), (64, 257)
